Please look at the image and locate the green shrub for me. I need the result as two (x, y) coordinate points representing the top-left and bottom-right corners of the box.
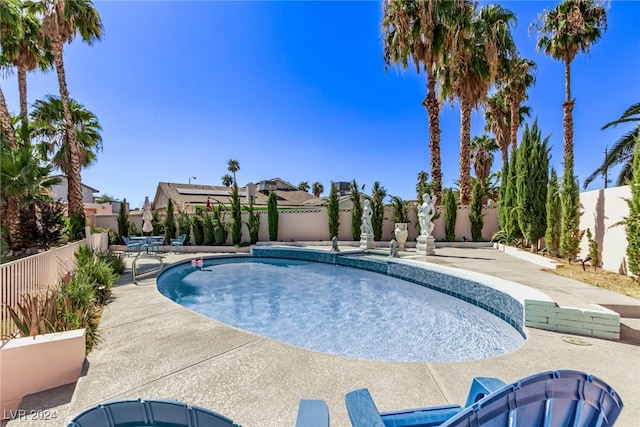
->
(151, 210), (164, 236)
(268, 192), (279, 241)
(586, 228), (601, 270)
(212, 204), (228, 245)
(371, 181), (387, 241)
(177, 212), (192, 245)
(74, 244), (94, 266)
(191, 214), (204, 245)
(545, 168), (562, 255)
(626, 139), (640, 275)
(202, 212), (214, 245)
(62, 269), (96, 312)
(230, 184), (242, 245)
(390, 195), (410, 224)
(469, 180), (484, 241)
(328, 183), (340, 239)
(96, 250), (125, 275)
(245, 201), (260, 244)
(443, 188), (457, 241)
(164, 199), (177, 244)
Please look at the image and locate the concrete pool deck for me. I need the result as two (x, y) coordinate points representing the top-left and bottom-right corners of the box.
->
(3, 247), (639, 427)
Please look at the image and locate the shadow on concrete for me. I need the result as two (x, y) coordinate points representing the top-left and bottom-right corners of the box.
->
(431, 254), (496, 261)
(601, 304), (640, 318)
(601, 304), (640, 346)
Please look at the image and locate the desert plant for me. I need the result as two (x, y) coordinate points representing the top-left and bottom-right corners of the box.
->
(117, 198), (129, 244)
(96, 250), (125, 275)
(371, 181), (387, 241)
(177, 211), (191, 245)
(164, 199), (177, 244)
(469, 180), (484, 241)
(625, 139), (640, 275)
(328, 183), (340, 239)
(212, 204), (228, 245)
(545, 168), (562, 256)
(245, 201), (260, 244)
(350, 180), (363, 241)
(74, 243), (94, 266)
(443, 188), (457, 242)
(268, 192), (279, 241)
(230, 184), (242, 245)
(390, 195), (410, 224)
(5, 291), (61, 337)
(516, 120), (549, 252)
(61, 269), (96, 312)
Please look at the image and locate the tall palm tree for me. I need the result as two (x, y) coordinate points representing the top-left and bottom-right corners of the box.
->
(297, 181), (310, 192)
(227, 159), (240, 185)
(584, 102), (640, 188)
(311, 182), (324, 197)
(0, 1), (21, 149)
(38, 0), (103, 218)
(471, 134), (498, 193)
(31, 96), (102, 174)
(536, 0), (607, 176)
(441, 3), (516, 204)
(382, 0), (451, 203)
(484, 90), (510, 168)
(504, 57), (536, 151)
(221, 174), (233, 187)
(1, 1), (52, 129)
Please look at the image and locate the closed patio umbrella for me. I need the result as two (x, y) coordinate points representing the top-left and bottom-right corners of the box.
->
(142, 196), (153, 234)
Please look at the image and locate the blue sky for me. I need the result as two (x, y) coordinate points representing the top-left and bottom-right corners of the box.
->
(2, 0), (639, 209)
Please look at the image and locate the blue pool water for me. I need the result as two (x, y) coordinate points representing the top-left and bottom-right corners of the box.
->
(157, 257), (524, 362)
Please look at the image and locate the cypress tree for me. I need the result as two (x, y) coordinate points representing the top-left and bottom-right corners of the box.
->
(498, 159), (509, 231)
(117, 198), (129, 244)
(504, 147), (521, 240)
(560, 165), (581, 261)
(545, 168), (562, 256)
(516, 120), (550, 252)
(230, 184), (242, 245)
(443, 188), (457, 242)
(164, 198), (177, 244)
(267, 192), (279, 241)
(191, 214), (204, 245)
(469, 180), (484, 241)
(328, 183), (340, 239)
(245, 198), (260, 244)
(625, 139), (640, 275)
(350, 180), (362, 241)
(371, 181), (387, 241)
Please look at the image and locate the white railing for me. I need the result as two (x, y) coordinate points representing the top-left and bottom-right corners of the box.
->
(1, 242), (82, 339)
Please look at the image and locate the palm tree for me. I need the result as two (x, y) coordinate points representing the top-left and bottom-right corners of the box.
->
(297, 181), (310, 192)
(38, 0), (103, 218)
(536, 0), (607, 176)
(311, 181), (324, 197)
(584, 102), (640, 188)
(0, 1), (21, 149)
(471, 134), (498, 193)
(484, 91), (510, 168)
(31, 96), (102, 174)
(441, 3), (516, 204)
(504, 57), (536, 151)
(382, 0), (452, 203)
(227, 159), (240, 185)
(0, 1), (52, 130)
(221, 174), (233, 187)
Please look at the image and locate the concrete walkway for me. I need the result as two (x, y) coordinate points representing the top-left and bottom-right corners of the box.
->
(4, 247), (639, 427)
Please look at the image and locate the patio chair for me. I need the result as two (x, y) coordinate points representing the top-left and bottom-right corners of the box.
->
(67, 398), (238, 427)
(146, 236), (164, 254)
(122, 237), (141, 257)
(295, 399), (329, 427)
(170, 234), (187, 253)
(345, 370), (623, 427)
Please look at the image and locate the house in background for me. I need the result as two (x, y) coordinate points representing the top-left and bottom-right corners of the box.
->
(46, 175), (114, 217)
(152, 178), (321, 214)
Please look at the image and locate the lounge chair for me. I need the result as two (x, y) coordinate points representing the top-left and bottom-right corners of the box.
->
(67, 398), (238, 427)
(295, 399), (330, 427)
(170, 234), (187, 253)
(122, 237), (141, 257)
(345, 370), (623, 427)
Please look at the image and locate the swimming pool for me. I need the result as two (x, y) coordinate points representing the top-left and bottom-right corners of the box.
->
(157, 257), (524, 362)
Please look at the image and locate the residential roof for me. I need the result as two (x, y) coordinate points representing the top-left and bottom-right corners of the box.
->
(152, 178), (321, 211)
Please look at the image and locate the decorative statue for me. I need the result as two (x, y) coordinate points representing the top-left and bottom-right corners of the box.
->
(361, 199), (374, 235)
(389, 239), (398, 258)
(331, 236), (340, 252)
(418, 192), (437, 237)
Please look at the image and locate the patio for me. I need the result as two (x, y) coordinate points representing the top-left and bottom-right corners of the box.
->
(3, 247), (639, 427)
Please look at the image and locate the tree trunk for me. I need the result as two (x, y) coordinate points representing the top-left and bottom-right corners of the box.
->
(6, 195), (23, 250)
(509, 97), (520, 151)
(0, 83), (18, 149)
(18, 65), (28, 128)
(52, 38), (84, 219)
(563, 60), (574, 172)
(424, 71), (442, 205)
(500, 144), (509, 169)
(459, 98), (472, 205)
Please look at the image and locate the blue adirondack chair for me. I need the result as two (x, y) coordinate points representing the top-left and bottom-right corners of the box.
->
(67, 398), (238, 427)
(295, 399), (330, 427)
(345, 370), (623, 427)
(170, 234), (187, 253)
